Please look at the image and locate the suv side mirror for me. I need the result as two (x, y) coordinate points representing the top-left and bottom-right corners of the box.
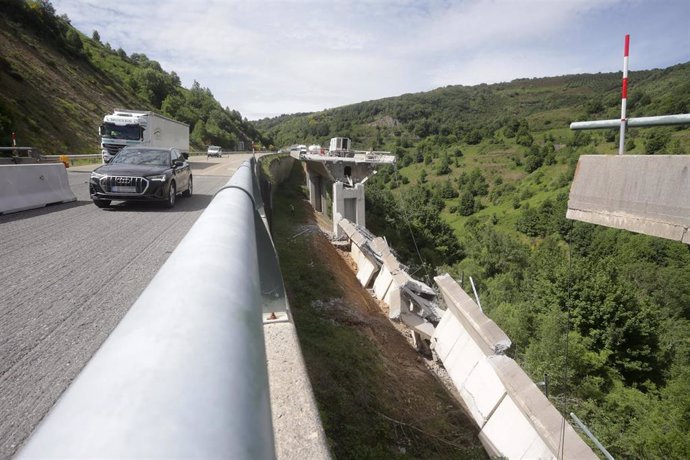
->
(173, 159), (184, 167)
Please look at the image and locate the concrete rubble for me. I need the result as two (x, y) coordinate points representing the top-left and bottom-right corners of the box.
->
(335, 217), (597, 459)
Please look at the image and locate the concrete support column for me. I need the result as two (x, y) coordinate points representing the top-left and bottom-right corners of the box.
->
(307, 172), (320, 212)
(333, 181), (344, 238)
(355, 183), (365, 229)
(332, 181), (366, 238)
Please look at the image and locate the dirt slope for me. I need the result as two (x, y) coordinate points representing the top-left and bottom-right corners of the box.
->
(272, 163), (485, 458)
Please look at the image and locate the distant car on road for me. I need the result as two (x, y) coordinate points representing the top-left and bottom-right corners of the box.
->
(89, 146), (192, 209)
(207, 145), (223, 158)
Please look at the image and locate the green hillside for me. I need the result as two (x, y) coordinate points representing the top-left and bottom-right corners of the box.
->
(256, 65), (690, 457)
(0, 0), (267, 153)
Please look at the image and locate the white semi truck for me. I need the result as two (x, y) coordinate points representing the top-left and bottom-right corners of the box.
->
(99, 109), (189, 163)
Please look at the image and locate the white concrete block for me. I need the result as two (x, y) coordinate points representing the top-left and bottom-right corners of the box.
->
(432, 310), (465, 362)
(356, 255), (378, 288)
(372, 266), (393, 300)
(443, 332), (484, 390)
(480, 396), (552, 459)
(0, 164), (76, 214)
(460, 358), (506, 427)
(387, 286), (402, 318)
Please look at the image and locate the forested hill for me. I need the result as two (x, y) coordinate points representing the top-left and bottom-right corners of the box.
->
(256, 63), (690, 458)
(0, 0), (266, 153)
(256, 63), (690, 152)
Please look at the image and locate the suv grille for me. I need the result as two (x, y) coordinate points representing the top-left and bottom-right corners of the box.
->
(100, 176), (149, 194)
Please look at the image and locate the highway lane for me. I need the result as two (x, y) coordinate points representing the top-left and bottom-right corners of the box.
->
(0, 154), (254, 458)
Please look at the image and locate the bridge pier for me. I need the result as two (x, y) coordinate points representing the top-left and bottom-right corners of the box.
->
(333, 182), (365, 238)
(293, 148), (395, 236)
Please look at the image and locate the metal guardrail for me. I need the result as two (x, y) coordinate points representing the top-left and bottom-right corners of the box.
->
(41, 154), (101, 160)
(570, 113), (690, 130)
(18, 158), (282, 459)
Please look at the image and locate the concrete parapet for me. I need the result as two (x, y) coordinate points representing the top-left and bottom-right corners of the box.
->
(264, 321), (331, 459)
(435, 274), (511, 353)
(0, 164), (76, 214)
(480, 356), (595, 459)
(431, 276), (596, 459)
(568, 155), (690, 243)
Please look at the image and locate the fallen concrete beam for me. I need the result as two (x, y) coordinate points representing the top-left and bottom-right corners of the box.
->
(400, 312), (435, 340)
(567, 155), (690, 243)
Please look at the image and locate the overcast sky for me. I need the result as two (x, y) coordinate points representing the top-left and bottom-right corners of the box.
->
(51, 0), (690, 120)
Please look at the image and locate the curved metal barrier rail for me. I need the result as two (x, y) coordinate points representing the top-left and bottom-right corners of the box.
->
(19, 158), (282, 459)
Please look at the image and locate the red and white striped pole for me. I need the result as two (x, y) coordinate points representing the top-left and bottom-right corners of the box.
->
(12, 132), (16, 147)
(619, 34), (630, 155)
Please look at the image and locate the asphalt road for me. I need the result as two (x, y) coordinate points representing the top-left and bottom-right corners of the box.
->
(0, 154), (254, 458)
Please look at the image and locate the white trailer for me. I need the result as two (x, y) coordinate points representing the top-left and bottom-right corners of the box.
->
(99, 109), (189, 163)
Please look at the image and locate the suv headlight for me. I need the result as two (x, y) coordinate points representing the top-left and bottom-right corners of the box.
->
(148, 174), (166, 182)
(90, 172), (105, 181)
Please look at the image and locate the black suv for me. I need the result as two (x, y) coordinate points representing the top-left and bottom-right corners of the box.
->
(90, 147), (192, 209)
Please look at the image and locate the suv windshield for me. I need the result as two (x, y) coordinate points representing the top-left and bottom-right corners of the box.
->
(112, 149), (170, 166)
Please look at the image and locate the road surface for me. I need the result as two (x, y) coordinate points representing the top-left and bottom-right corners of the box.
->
(0, 154), (254, 458)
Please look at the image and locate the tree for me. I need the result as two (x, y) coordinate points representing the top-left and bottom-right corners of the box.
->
(459, 191), (475, 216)
(436, 154), (451, 175)
(645, 130), (670, 155)
(64, 28), (83, 53)
(91, 30), (100, 42)
(515, 126), (534, 147)
(465, 129), (482, 145)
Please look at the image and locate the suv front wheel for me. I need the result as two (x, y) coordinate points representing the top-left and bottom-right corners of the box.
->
(182, 175), (193, 197)
(166, 181), (176, 208)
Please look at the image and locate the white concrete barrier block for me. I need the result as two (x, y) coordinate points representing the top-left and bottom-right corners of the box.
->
(480, 396), (551, 459)
(0, 164), (76, 214)
(352, 244), (363, 264)
(372, 266), (393, 300)
(460, 358), (506, 427)
(432, 309), (465, 362)
(435, 274), (511, 353)
(387, 286), (402, 319)
(356, 255), (378, 288)
(443, 332), (484, 390)
(369, 237), (390, 257)
(384, 282), (402, 308)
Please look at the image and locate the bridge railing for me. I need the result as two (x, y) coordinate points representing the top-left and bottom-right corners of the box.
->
(18, 158), (282, 459)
